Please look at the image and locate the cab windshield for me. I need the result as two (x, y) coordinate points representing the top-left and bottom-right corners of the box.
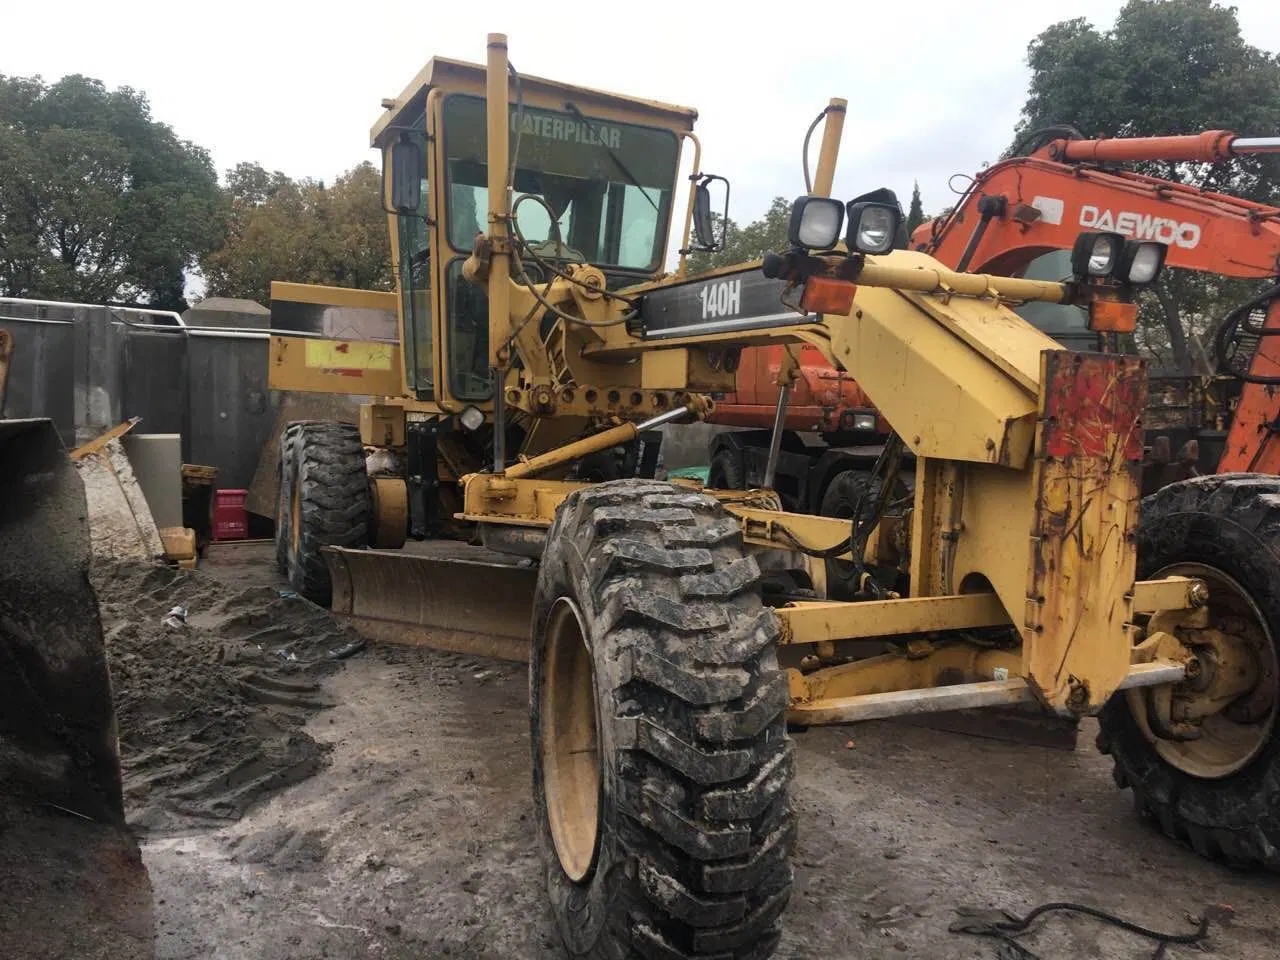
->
(439, 94), (680, 400)
(443, 94), (679, 269)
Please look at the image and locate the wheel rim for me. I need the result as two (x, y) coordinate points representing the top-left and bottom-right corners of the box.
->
(539, 597), (602, 883)
(1142, 562), (1279, 779)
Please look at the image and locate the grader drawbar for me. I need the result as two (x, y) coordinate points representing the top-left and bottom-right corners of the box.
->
(269, 36), (1280, 958)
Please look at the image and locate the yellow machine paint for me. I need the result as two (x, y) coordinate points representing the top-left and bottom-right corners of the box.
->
(263, 34), (1280, 959)
(263, 32), (1201, 716)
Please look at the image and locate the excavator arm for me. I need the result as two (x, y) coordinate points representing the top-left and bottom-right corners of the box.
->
(914, 154), (1280, 281)
(911, 136), (1280, 475)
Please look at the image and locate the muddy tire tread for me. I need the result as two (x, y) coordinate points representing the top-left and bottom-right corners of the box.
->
(285, 421), (370, 604)
(1097, 473), (1280, 869)
(534, 480), (793, 960)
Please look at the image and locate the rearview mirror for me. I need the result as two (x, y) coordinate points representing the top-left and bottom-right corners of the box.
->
(690, 173), (730, 253)
(389, 138), (423, 213)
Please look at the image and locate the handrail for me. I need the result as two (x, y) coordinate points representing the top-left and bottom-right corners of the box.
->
(1, 298), (399, 343)
(0, 296), (186, 327)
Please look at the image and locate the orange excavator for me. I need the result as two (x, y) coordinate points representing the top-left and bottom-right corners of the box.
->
(916, 127), (1280, 476)
(705, 128), (1280, 519)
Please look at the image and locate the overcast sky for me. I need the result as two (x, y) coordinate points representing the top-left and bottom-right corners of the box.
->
(8, 0), (1280, 256)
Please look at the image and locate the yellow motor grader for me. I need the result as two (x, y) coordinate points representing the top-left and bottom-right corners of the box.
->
(270, 35), (1280, 959)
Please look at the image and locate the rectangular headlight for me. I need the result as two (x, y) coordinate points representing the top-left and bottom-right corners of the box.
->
(788, 196), (844, 250)
(1118, 240), (1168, 285)
(846, 201), (902, 255)
(1071, 231), (1123, 278)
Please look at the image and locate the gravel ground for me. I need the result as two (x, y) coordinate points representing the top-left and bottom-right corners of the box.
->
(128, 541), (1279, 960)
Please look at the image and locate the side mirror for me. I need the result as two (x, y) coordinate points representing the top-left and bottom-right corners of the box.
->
(388, 138), (423, 213)
(690, 174), (729, 253)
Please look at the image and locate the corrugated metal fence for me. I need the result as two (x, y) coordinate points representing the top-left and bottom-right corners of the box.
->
(1, 298), (284, 491)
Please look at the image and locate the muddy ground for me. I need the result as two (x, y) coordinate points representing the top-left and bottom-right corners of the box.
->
(120, 541), (1278, 960)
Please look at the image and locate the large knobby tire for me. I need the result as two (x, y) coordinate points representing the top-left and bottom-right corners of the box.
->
(531, 479), (795, 960)
(708, 450), (744, 491)
(818, 470), (871, 601)
(282, 421), (371, 605)
(1097, 475), (1280, 868)
(274, 425), (298, 575)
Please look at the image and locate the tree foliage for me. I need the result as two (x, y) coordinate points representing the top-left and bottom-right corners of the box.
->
(686, 196), (792, 274)
(199, 161), (392, 304)
(1013, 0), (1280, 373)
(906, 182), (926, 235)
(0, 74), (222, 309)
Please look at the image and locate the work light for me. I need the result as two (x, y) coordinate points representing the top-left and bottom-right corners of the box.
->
(845, 189), (904, 255)
(1116, 240), (1168, 285)
(1071, 231), (1124, 278)
(788, 196), (845, 250)
(459, 405), (485, 431)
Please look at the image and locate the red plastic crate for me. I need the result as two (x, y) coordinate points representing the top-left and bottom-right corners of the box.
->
(213, 488), (248, 541)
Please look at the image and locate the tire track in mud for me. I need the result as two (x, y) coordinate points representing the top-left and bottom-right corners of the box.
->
(93, 560), (364, 832)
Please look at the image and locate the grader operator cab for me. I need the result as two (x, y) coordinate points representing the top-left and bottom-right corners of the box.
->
(271, 35), (1280, 959)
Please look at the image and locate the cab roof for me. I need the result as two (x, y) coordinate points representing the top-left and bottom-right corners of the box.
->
(370, 56), (698, 148)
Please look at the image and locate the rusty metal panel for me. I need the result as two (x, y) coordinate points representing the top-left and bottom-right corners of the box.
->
(1024, 350), (1146, 713)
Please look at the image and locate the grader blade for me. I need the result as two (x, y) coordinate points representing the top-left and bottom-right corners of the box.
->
(0, 417), (154, 959)
(324, 544), (537, 662)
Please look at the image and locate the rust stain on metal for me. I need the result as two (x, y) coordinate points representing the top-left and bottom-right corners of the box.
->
(1025, 351), (1146, 713)
(1042, 352), (1146, 463)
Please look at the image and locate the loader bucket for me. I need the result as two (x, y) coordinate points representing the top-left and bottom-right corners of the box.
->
(324, 544), (538, 662)
(0, 418), (153, 959)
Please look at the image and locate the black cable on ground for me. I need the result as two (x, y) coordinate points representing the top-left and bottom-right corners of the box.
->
(950, 900), (1218, 960)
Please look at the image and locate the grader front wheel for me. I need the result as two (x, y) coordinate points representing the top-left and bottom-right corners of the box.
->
(530, 480), (795, 960)
(278, 421), (372, 604)
(1098, 475), (1280, 868)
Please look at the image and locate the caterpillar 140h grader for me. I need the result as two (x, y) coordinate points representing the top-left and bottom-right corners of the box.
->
(271, 35), (1280, 959)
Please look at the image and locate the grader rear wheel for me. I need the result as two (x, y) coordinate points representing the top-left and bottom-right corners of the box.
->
(531, 480), (795, 960)
(279, 421), (372, 605)
(274, 425), (298, 575)
(1098, 475), (1280, 868)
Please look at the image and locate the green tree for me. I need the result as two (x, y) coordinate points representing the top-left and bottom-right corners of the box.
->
(200, 161), (392, 303)
(0, 74), (222, 309)
(1012, 0), (1280, 373)
(686, 196), (792, 274)
(905, 182), (925, 235)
